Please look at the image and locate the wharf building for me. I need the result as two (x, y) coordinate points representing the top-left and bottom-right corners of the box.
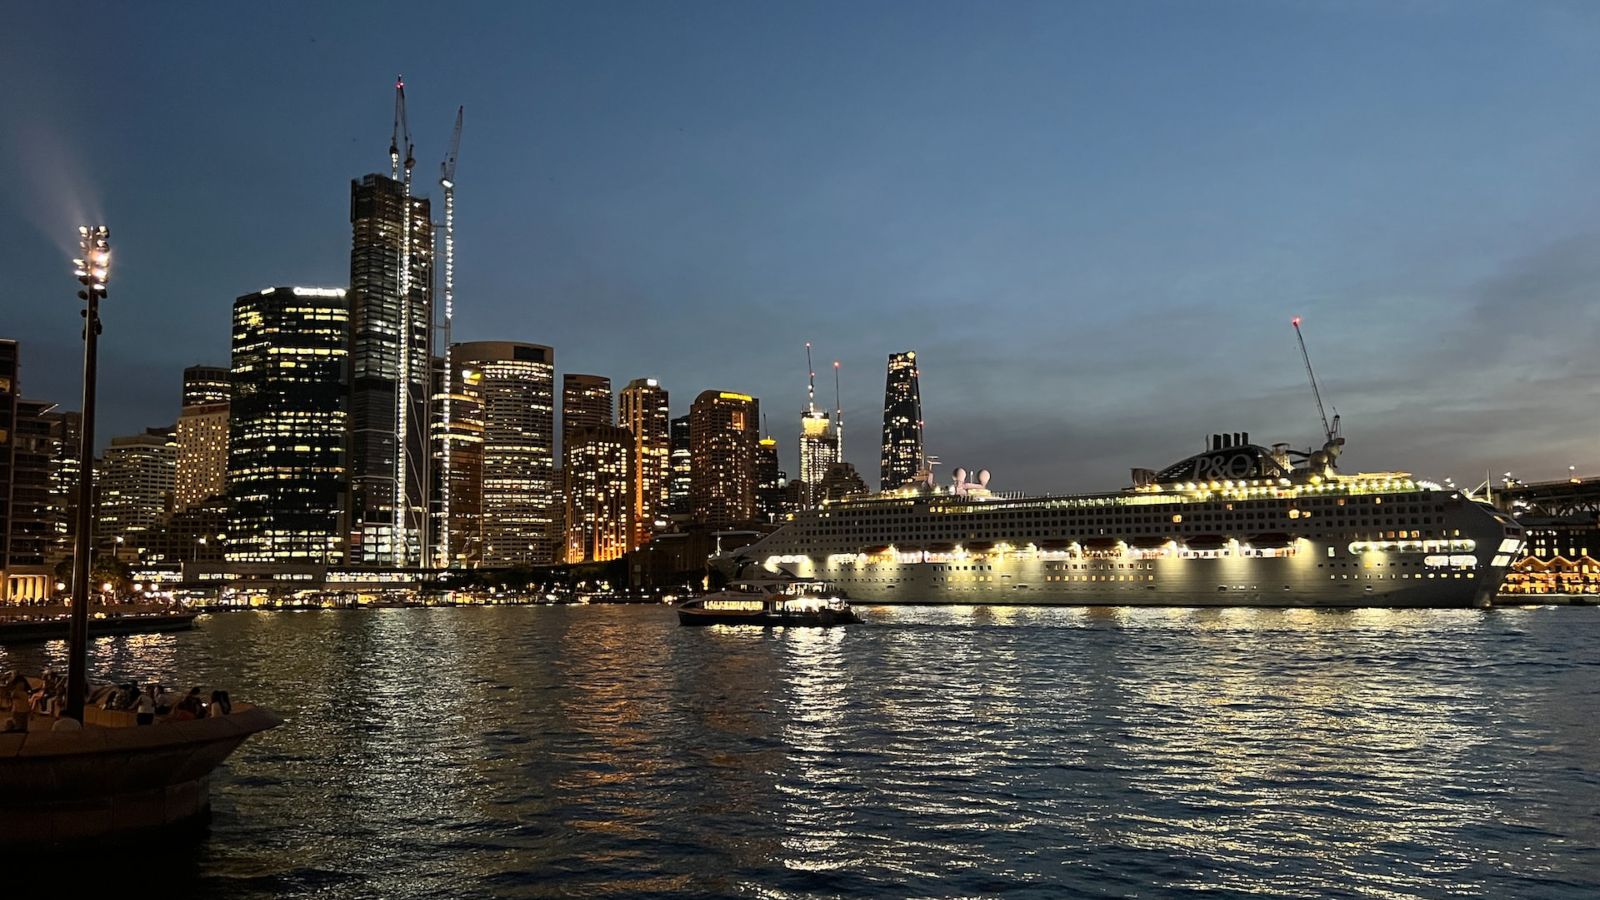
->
(226, 287), (349, 564)
(97, 428), (176, 561)
(619, 378), (670, 549)
(453, 341), (557, 567)
(668, 414), (692, 518)
(1, 340), (59, 601)
(175, 364), (231, 513)
(346, 172), (434, 568)
(690, 390), (760, 528)
(880, 350), (924, 490)
(563, 424), (633, 563)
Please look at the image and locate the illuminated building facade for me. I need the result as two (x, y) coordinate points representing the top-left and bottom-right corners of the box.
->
(668, 414), (692, 517)
(562, 374), (613, 444)
(563, 424), (633, 563)
(690, 390), (759, 528)
(227, 287), (349, 563)
(347, 172), (434, 567)
(798, 409), (837, 508)
(619, 378), (670, 548)
(175, 401), (229, 511)
(432, 348), (485, 567)
(880, 350), (924, 490)
(755, 435), (785, 524)
(1, 342), (57, 601)
(182, 365), (231, 407)
(455, 342), (557, 567)
(97, 428), (177, 555)
(43, 409), (80, 567)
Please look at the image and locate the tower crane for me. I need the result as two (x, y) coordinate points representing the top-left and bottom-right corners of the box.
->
(436, 107), (463, 569)
(392, 75), (419, 566)
(1291, 316), (1344, 471)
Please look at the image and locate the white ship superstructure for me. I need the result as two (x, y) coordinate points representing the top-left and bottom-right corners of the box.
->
(720, 433), (1523, 608)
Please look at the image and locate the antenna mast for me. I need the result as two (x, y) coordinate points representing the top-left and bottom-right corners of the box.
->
(1292, 316), (1338, 444)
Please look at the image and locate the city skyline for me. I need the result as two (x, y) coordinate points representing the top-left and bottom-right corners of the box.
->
(5, 3), (1600, 493)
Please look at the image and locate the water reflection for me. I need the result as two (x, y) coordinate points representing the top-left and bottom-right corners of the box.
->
(0, 605), (1595, 898)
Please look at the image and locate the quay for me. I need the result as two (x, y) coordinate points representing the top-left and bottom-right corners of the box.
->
(0, 606), (199, 644)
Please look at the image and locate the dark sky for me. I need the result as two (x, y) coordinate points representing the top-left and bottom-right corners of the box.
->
(5, 1), (1600, 493)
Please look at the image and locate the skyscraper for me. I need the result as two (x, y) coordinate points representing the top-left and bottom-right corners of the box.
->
(182, 365), (231, 407)
(347, 172), (434, 567)
(453, 342), (557, 567)
(668, 414), (692, 518)
(227, 287), (349, 563)
(690, 390), (759, 528)
(755, 435), (785, 524)
(880, 350), (924, 490)
(175, 400), (229, 512)
(43, 409), (81, 568)
(432, 348), (484, 568)
(798, 409), (838, 508)
(97, 428), (177, 556)
(563, 424), (632, 563)
(562, 374), (613, 445)
(0, 341), (57, 601)
(0, 340), (18, 593)
(619, 378), (670, 549)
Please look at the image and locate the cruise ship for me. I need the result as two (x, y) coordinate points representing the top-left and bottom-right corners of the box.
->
(716, 431), (1524, 608)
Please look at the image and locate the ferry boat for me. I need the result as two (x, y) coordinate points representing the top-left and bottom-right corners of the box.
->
(716, 431), (1524, 609)
(677, 580), (861, 626)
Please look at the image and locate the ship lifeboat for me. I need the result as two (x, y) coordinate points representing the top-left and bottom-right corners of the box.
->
(1247, 532), (1296, 549)
(1184, 534), (1228, 550)
(1128, 535), (1169, 550)
(1082, 537), (1120, 552)
(967, 540), (997, 553)
(926, 542), (957, 554)
(1036, 539), (1075, 552)
(859, 545), (891, 555)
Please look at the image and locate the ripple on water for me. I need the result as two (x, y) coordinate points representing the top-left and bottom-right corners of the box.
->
(3, 604), (1599, 898)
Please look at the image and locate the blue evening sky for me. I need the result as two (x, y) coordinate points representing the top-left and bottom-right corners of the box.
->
(4, 1), (1599, 492)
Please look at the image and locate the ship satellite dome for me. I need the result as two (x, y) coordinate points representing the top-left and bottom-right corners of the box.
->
(953, 467), (967, 484)
(979, 469), (991, 487)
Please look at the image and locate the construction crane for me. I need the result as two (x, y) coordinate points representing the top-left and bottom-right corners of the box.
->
(833, 360), (844, 460)
(392, 75), (419, 566)
(435, 106), (463, 569)
(1291, 316), (1338, 444)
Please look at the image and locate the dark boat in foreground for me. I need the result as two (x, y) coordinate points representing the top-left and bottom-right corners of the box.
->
(676, 580), (861, 627)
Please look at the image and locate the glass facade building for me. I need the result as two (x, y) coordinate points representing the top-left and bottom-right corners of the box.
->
(226, 287), (349, 563)
(880, 350), (924, 490)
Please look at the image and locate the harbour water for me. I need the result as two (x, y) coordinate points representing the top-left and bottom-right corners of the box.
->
(4, 603), (1597, 898)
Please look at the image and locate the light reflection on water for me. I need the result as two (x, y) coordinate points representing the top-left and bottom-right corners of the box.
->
(3, 604), (1597, 898)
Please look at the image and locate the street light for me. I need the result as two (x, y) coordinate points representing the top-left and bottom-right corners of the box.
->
(66, 225), (109, 723)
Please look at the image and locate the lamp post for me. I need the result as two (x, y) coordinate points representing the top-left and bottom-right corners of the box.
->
(66, 225), (109, 723)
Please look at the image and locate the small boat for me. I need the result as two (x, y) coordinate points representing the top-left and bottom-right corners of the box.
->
(677, 580), (861, 627)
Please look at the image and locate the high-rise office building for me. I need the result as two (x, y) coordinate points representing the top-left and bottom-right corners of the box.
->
(689, 390), (759, 528)
(1, 341), (58, 601)
(453, 342), (557, 567)
(798, 409), (838, 508)
(42, 409), (81, 568)
(755, 435), (785, 524)
(668, 414), (692, 518)
(347, 172), (435, 567)
(562, 374), (612, 446)
(880, 350), (924, 490)
(563, 424), (632, 563)
(175, 400), (229, 512)
(619, 378), (670, 549)
(227, 287), (349, 563)
(182, 365), (231, 407)
(98, 428), (177, 555)
(431, 349), (484, 568)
